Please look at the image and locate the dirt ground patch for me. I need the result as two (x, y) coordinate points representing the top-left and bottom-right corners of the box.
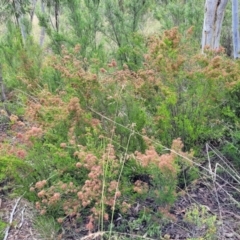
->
(0, 195), (42, 240)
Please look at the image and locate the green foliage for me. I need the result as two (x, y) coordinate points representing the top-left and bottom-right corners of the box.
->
(0, 220), (7, 239)
(0, 22), (43, 91)
(104, 0), (149, 69)
(36, 0), (149, 69)
(113, 208), (161, 238)
(34, 216), (61, 240)
(116, 32), (146, 70)
(178, 165), (199, 189)
(40, 66), (63, 93)
(221, 130), (240, 168)
(155, 71), (224, 149)
(223, 81), (240, 123)
(154, 0), (204, 39)
(220, 80), (240, 167)
(0, 99), (25, 118)
(108, 93), (147, 152)
(0, 156), (34, 195)
(121, 157), (177, 205)
(13, 28), (237, 237)
(135, 28), (237, 151)
(185, 204), (217, 240)
(65, 0), (104, 60)
(26, 140), (79, 183)
(0, 23), (23, 89)
(25, 97), (183, 231)
(2, 3), (240, 237)
(37, 0), (106, 61)
(146, 164), (177, 205)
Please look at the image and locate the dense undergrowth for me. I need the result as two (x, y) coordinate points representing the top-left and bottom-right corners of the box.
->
(1, 27), (240, 239)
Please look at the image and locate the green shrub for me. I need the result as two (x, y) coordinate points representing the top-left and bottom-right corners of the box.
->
(29, 135), (190, 234)
(134, 28), (240, 151)
(184, 204), (217, 240)
(0, 23), (43, 91)
(0, 220), (7, 239)
(221, 130), (240, 168)
(154, 0), (204, 40)
(0, 156), (34, 196)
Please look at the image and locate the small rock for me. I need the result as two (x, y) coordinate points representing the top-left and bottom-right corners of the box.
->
(225, 232), (234, 238)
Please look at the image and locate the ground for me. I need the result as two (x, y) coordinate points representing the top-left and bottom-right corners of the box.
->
(0, 196), (42, 240)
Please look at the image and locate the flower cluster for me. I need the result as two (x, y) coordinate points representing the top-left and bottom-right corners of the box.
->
(135, 145), (176, 173)
(32, 180), (81, 218)
(133, 180), (149, 194)
(33, 143), (127, 232)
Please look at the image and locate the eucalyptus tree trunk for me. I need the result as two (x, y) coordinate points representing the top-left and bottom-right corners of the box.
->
(12, 0), (20, 27)
(232, 0), (240, 58)
(12, 0), (27, 44)
(39, 0), (46, 47)
(54, 0), (60, 32)
(201, 0), (228, 52)
(30, 0), (38, 22)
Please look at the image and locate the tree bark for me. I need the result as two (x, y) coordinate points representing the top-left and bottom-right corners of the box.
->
(201, 0), (228, 52)
(39, 0), (46, 47)
(30, 0), (38, 23)
(12, 0), (20, 27)
(54, 0), (60, 32)
(0, 65), (6, 103)
(13, 0), (27, 44)
(232, 0), (239, 58)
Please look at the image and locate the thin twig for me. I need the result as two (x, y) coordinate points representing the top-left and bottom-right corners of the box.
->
(18, 205), (26, 229)
(206, 144), (225, 239)
(100, 85), (125, 233)
(13, 88), (39, 103)
(3, 193), (25, 240)
(30, 228), (38, 240)
(14, 204), (26, 237)
(207, 143), (240, 183)
(109, 127), (134, 238)
(222, 210), (240, 220)
(206, 144), (215, 182)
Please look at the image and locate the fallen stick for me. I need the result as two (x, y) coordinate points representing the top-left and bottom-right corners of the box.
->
(18, 204), (26, 229)
(3, 193), (25, 240)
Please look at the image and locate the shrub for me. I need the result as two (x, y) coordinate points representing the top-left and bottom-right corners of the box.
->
(30, 134), (192, 235)
(0, 220), (7, 240)
(0, 155), (33, 192)
(4, 26), (239, 238)
(133, 28), (240, 151)
(0, 23), (43, 92)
